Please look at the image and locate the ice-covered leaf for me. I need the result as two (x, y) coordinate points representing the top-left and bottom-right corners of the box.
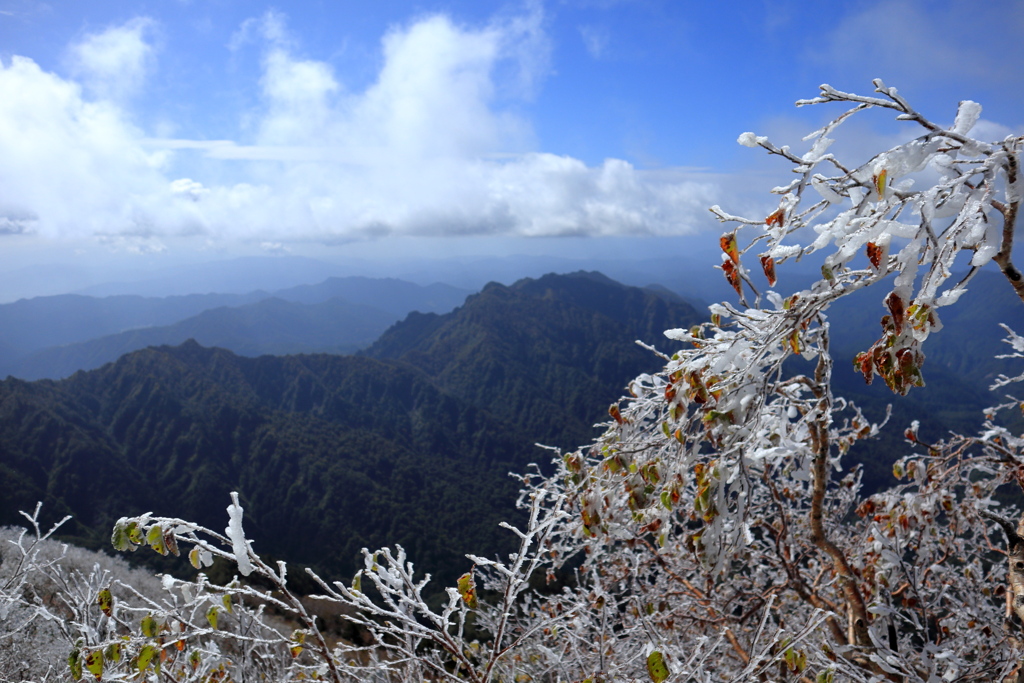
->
(722, 258), (742, 297)
(291, 630), (306, 658)
(141, 614), (158, 638)
(885, 292), (905, 334)
(97, 587), (113, 617)
(457, 572), (478, 609)
(952, 100), (982, 135)
(760, 255), (777, 286)
(84, 649), (103, 681)
(225, 492), (254, 576)
(874, 169), (888, 199)
(189, 546), (202, 570)
(68, 647), (83, 680)
(646, 650), (670, 682)
(111, 519), (134, 551)
(164, 528), (179, 556)
(866, 242), (884, 269)
(738, 132), (764, 147)
(147, 524), (168, 556)
(127, 520), (145, 546)
(720, 232), (739, 264)
(207, 605), (220, 630)
(137, 644), (158, 673)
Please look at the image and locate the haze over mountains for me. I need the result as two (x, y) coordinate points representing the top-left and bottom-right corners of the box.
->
(0, 277), (469, 380)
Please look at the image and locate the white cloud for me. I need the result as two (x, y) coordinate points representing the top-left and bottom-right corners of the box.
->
(170, 178), (209, 201)
(0, 54), (178, 238)
(66, 17), (155, 101)
(0, 9), (723, 250)
(579, 24), (609, 59)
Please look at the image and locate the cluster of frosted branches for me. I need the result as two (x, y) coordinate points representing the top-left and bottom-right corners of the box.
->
(1, 502), (299, 682)
(34, 482), (579, 683)
(543, 80), (1024, 681)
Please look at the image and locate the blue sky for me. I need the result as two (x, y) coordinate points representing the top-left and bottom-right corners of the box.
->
(1, 0), (1023, 280)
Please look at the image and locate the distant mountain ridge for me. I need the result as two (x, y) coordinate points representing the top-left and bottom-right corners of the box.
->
(0, 277), (470, 380)
(8, 297), (396, 380)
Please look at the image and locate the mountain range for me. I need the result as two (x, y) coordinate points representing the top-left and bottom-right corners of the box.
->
(1, 266), (1021, 590)
(0, 277), (469, 380)
(0, 272), (702, 587)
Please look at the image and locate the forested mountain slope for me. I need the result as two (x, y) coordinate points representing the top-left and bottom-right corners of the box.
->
(0, 341), (537, 585)
(0, 272), (701, 586)
(0, 267), (1018, 596)
(365, 271), (703, 450)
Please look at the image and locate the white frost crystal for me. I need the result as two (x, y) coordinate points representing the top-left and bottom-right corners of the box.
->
(226, 492), (253, 576)
(737, 132), (766, 148)
(952, 100), (982, 136)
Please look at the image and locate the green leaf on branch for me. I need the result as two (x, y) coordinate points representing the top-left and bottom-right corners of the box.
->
(84, 649), (104, 680)
(146, 524), (168, 556)
(291, 629), (306, 658)
(137, 644), (158, 673)
(104, 641), (122, 664)
(68, 647), (83, 680)
(207, 605), (220, 630)
(111, 521), (132, 551)
(97, 587), (113, 617)
(457, 572), (478, 609)
(141, 614), (158, 638)
(127, 521), (144, 546)
(646, 650), (669, 683)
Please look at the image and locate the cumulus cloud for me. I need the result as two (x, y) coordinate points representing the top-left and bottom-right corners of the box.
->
(0, 10), (722, 249)
(66, 17), (156, 100)
(0, 53), (177, 238)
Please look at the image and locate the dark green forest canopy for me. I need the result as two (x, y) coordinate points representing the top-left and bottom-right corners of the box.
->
(0, 272), (702, 586)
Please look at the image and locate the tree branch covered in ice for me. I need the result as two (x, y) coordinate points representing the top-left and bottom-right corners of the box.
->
(549, 80), (1024, 681)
